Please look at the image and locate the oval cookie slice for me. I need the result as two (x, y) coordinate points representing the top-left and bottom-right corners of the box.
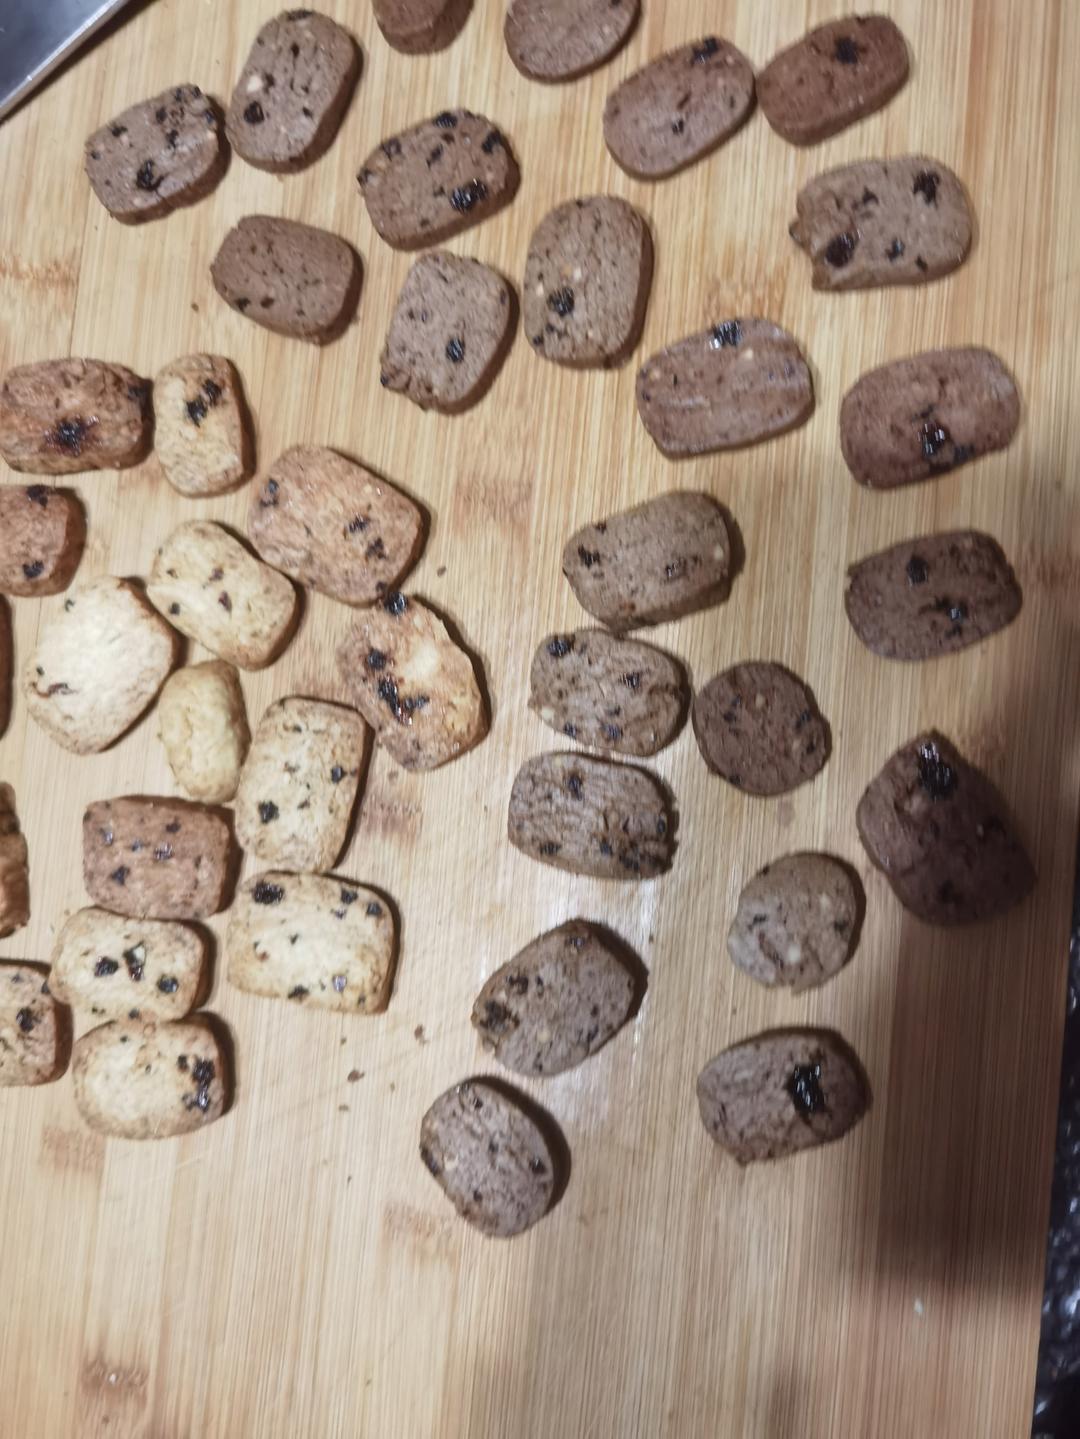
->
(693, 662), (829, 796)
(0, 964), (64, 1086)
(840, 348), (1020, 490)
(728, 854), (859, 992)
(563, 492), (730, 631)
(637, 319), (813, 456)
(73, 1018), (226, 1139)
(83, 797), (233, 921)
(374, 0), (472, 53)
(472, 920), (634, 1076)
(603, 36), (755, 180)
(697, 1029), (869, 1163)
(758, 15), (909, 145)
(0, 359), (151, 474)
(508, 752), (673, 879)
(529, 629), (686, 756)
(505, 0), (638, 82)
(790, 156), (972, 290)
(420, 1079), (558, 1237)
(0, 485), (85, 596)
(845, 530), (1022, 661)
(50, 908), (206, 1022)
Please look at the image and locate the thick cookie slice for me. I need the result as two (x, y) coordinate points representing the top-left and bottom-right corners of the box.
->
(358, 110), (519, 249)
(845, 530), (1022, 661)
(211, 215), (361, 344)
(0, 785), (29, 938)
(505, 0), (638, 82)
(72, 1018), (226, 1139)
(693, 662), (829, 796)
(420, 1079), (558, 1237)
(0, 485), (85, 596)
(697, 1029), (870, 1163)
(603, 36), (755, 179)
(840, 348), (1021, 489)
(336, 593), (487, 770)
(856, 731), (1035, 925)
(85, 83), (224, 223)
(0, 965), (64, 1086)
(472, 920), (635, 1076)
(154, 355), (252, 497)
(226, 871), (395, 1012)
(0, 359), (151, 474)
(529, 629), (686, 756)
(147, 520), (297, 670)
(373, 0), (472, 53)
(524, 196), (651, 368)
(727, 854), (860, 992)
(158, 661), (250, 803)
(508, 752), (672, 879)
(235, 697), (366, 871)
(83, 797), (233, 921)
(758, 15), (909, 145)
(637, 319), (813, 456)
(50, 908), (206, 1022)
(23, 577), (177, 754)
(380, 252), (513, 412)
(248, 446), (423, 604)
(226, 11), (359, 173)
(790, 157), (972, 290)
(563, 492), (731, 631)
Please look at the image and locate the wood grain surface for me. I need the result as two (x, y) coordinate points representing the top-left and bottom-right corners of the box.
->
(1, 1), (1078, 1434)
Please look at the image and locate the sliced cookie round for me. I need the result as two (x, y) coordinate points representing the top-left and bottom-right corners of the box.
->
(693, 662), (829, 796)
(154, 354), (252, 497)
(637, 318), (813, 456)
(727, 854), (860, 992)
(72, 1017), (227, 1139)
(603, 36), (755, 179)
(82, 797), (234, 921)
(505, 0), (638, 82)
(0, 359), (151, 475)
(158, 660), (250, 804)
(50, 908), (207, 1023)
(0, 485), (85, 596)
(380, 251), (514, 412)
(374, 0), (472, 53)
(0, 786), (28, 939)
(0, 964), (65, 1086)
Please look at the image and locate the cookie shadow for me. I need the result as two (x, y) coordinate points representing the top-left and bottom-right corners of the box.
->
(188, 922), (218, 1009)
(195, 1010), (238, 1118)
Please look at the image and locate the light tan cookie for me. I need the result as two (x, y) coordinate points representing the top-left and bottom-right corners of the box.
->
(0, 964), (65, 1086)
(83, 797), (232, 920)
(0, 485), (86, 596)
(0, 784), (29, 939)
(157, 661), (250, 803)
(50, 907), (206, 1021)
(727, 854), (860, 992)
(72, 1017), (226, 1139)
(0, 359), (151, 474)
(153, 355), (252, 497)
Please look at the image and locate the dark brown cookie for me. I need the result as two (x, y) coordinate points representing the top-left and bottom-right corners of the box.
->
(727, 854), (860, 992)
(603, 36), (755, 179)
(693, 662), (829, 796)
(840, 348), (1020, 489)
(358, 110), (518, 250)
(0, 360), (151, 475)
(856, 731), (1035, 925)
(636, 318), (813, 456)
(758, 15), (909, 145)
(562, 492), (731, 631)
(697, 1029), (870, 1163)
(505, 0), (638, 81)
(0, 485), (85, 596)
(374, 0), (472, 52)
(790, 156), (972, 290)
(845, 530), (1022, 661)
(226, 11), (359, 173)
(82, 797), (233, 920)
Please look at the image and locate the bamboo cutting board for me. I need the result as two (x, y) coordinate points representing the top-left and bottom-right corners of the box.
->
(1, 1), (1078, 1434)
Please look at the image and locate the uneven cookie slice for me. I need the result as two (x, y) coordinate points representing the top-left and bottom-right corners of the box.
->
(211, 215), (361, 344)
(0, 485), (85, 595)
(0, 602), (10, 737)
(420, 1079), (558, 1237)
(845, 530), (1022, 661)
(505, 0), (638, 82)
(23, 577), (177, 754)
(508, 752), (672, 879)
(524, 196), (651, 368)
(147, 520), (297, 670)
(790, 156), (972, 290)
(248, 446), (423, 604)
(158, 661), (250, 803)
(697, 1029), (870, 1163)
(529, 629), (686, 756)
(727, 854), (860, 992)
(840, 348), (1020, 489)
(603, 36), (755, 179)
(637, 318), (813, 456)
(374, 0), (472, 53)
(335, 593), (487, 770)
(83, 797), (233, 921)
(758, 15), (909, 145)
(0, 785), (29, 938)
(380, 252), (513, 412)
(235, 697), (366, 871)
(50, 908), (206, 1022)
(856, 731), (1035, 925)
(227, 871), (395, 1013)
(85, 83), (224, 223)
(563, 491), (730, 631)
(358, 109), (519, 249)
(72, 1018), (226, 1139)
(693, 662), (829, 796)
(0, 965), (64, 1086)
(227, 11), (358, 172)
(154, 355), (252, 497)
(472, 920), (635, 1075)
(0, 359), (151, 474)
